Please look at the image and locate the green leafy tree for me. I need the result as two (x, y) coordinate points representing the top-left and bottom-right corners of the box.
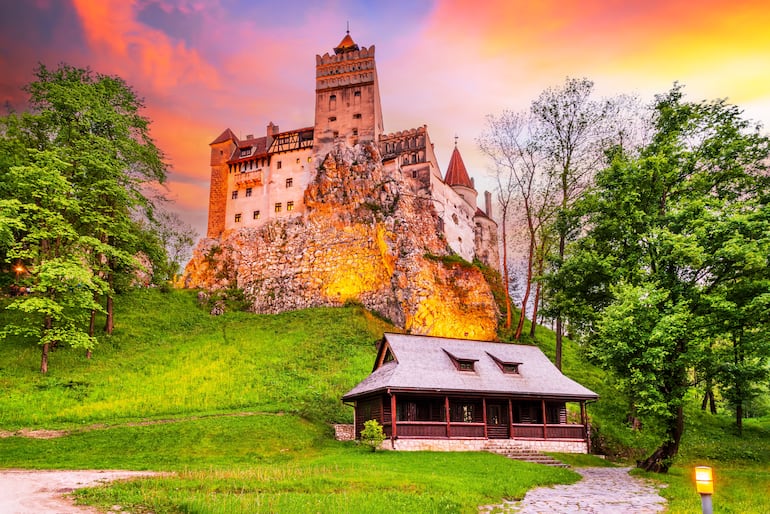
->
(553, 85), (770, 472)
(1, 151), (107, 372)
(360, 419), (386, 452)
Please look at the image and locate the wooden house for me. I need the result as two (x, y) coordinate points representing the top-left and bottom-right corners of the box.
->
(342, 333), (599, 453)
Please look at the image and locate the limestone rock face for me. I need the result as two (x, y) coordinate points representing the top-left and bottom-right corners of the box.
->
(184, 142), (498, 339)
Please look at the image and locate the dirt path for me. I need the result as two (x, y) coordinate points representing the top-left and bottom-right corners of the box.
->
(0, 469), (163, 514)
(480, 467), (667, 513)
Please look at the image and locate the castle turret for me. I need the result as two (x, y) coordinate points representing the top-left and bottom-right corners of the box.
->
(207, 128), (239, 238)
(445, 144), (478, 209)
(313, 31), (384, 156)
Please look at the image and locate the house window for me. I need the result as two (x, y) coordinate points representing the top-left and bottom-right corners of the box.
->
(240, 148), (251, 157)
(253, 210), (261, 220)
(245, 187), (252, 197)
(287, 201), (294, 212)
(275, 203), (282, 213)
(286, 178), (293, 188)
(501, 363), (519, 374)
(458, 360), (475, 371)
(231, 190), (238, 199)
(277, 161), (282, 169)
(234, 213), (242, 222)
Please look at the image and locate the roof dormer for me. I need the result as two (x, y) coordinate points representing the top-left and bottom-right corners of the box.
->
(443, 349), (478, 372)
(486, 352), (522, 375)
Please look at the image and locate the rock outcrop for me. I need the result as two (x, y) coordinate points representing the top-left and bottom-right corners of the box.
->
(184, 142), (498, 339)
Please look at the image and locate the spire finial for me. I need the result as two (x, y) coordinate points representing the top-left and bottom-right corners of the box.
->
(454, 134), (458, 147)
(346, 21), (350, 34)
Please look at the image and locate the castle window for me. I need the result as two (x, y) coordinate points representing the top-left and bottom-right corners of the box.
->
(353, 90), (361, 106)
(275, 203), (282, 213)
(307, 156), (312, 163)
(412, 170), (418, 179)
(354, 91), (361, 97)
(253, 210), (261, 220)
(277, 160), (282, 169)
(296, 158), (300, 164)
(287, 201), (294, 211)
(286, 178), (293, 188)
(333, 131), (339, 138)
(245, 187), (252, 197)
(329, 116), (337, 122)
(353, 113), (362, 119)
(234, 213), (242, 222)
(329, 94), (337, 110)
(232, 190), (238, 200)
(352, 128), (358, 136)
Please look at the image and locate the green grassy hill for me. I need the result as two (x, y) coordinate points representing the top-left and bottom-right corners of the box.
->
(1, 288), (769, 513)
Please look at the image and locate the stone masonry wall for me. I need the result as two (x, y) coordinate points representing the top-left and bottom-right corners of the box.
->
(184, 142), (499, 339)
(381, 438), (587, 453)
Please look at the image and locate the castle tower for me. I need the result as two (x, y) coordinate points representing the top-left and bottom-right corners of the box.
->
(444, 143), (478, 209)
(313, 31), (384, 156)
(207, 128), (239, 238)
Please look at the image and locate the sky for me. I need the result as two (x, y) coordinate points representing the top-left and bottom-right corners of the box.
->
(1, 0), (769, 240)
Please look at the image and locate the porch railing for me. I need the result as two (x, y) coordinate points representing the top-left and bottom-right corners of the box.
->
(382, 421), (586, 440)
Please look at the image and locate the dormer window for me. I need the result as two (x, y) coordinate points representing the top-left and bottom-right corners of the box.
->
(444, 349), (478, 372)
(487, 352), (522, 375)
(240, 148), (251, 157)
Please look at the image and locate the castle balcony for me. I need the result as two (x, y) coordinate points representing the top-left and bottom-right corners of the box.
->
(235, 170), (263, 187)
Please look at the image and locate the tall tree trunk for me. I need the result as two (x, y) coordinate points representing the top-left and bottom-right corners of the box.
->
(529, 282), (541, 338)
(736, 401), (743, 436)
(500, 213), (512, 329)
(104, 271), (114, 335)
(87, 308), (96, 359)
(700, 378), (716, 414)
(40, 315), (52, 374)
(638, 405), (684, 473)
(514, 232), (535, 340)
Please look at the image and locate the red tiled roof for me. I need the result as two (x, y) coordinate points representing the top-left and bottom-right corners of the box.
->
(444, 146), (474, 189)
(210, 128), (239, 145)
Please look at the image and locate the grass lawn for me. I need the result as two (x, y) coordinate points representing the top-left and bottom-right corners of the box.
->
(2, 289), (770, 512)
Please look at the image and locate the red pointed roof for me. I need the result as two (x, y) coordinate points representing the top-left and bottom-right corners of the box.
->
(334, 32), (359, 54)
(444, 146), (474, 189)
(210, 128), (239, 145)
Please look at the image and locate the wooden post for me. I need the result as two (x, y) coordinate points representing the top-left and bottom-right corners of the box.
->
(581, 401), (590, 452)
(508, 398), (513, 439)
(390, 393), (397, 445)
(445, 396), (451, 438)
(541, 399), (548, 439)
(482, 398), (488, 439)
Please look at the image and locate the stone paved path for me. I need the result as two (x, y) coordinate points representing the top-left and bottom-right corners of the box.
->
(480, 467), (667, 513)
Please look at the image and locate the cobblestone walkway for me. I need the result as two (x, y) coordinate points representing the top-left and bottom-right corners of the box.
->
(480, 467), (667, 513)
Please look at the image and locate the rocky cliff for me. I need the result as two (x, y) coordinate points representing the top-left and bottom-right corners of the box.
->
(184, 142), (498, 339)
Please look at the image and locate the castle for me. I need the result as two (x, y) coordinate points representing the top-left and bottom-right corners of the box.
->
(204, 32), (499, 269)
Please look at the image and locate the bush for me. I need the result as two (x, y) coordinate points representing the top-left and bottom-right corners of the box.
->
(360, 419), (385, 452)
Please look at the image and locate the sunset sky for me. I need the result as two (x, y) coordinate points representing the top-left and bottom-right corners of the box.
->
(2, 0), (769, 239)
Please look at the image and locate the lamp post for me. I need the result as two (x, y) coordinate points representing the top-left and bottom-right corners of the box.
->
(14, 264), (24, 283)
(695, 466), (714, 514)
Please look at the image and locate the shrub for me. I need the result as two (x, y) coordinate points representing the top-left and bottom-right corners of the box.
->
(360, 419), (385, 452)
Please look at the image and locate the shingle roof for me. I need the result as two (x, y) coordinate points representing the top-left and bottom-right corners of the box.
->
(342, 333), (598, 401)
(334, 32), (359, 54)
(210, 128), (239, 145)
(444, 146), (474, 189)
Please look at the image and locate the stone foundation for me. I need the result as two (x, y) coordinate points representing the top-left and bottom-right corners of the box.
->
(379, 438), (588, 453)
(333, 424), (355, 441)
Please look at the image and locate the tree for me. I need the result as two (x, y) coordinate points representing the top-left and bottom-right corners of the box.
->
(479, 111), (558, 339)
(532, 78), (627, 369)
(1, 151), (106, 372)
(555, 85), (770, 472)
(23, 64), (167, 334)
(0, 64), (170, 370)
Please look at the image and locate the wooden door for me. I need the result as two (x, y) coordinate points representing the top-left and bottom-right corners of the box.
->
(486, 402), (509, 439)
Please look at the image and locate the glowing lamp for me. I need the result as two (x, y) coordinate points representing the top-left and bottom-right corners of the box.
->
(695, 466), (713, 494)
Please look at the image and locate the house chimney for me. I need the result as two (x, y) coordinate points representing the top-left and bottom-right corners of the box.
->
(485, 191), (493, 217)
(266, 122), (279, 150)
(245, 134), (254, 140)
